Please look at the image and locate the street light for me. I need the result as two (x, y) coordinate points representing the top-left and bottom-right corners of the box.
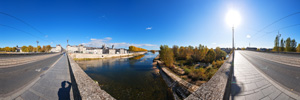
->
(36, 40), (39, 53)
(226, 9), (241, 60)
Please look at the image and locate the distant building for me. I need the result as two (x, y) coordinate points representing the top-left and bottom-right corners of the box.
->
(220, 48), (232, 54)
(16, 45), (22, 52)
(50, 45), (63, 52)
(67, 44), (128, 54)
(246, 47), (257, 51)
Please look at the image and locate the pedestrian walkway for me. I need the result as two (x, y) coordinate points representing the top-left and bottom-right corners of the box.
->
(230, 51), (297, 100)
(14, 55), (73, 100)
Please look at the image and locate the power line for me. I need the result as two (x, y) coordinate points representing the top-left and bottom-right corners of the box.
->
(253, 23), (300, 41)
(0, 12), (46, 36)
(0, 12), (56, 43)
(251, 12), (300, 37)
(0, 24), (50, 42)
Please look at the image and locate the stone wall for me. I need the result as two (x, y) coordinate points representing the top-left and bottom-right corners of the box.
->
(67, 55), (115, 100)
(185, 54), (233, 100)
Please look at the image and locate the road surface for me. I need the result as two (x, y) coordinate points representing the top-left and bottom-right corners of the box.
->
(231, 50), (300, 100)
(0, 54), (62, 96)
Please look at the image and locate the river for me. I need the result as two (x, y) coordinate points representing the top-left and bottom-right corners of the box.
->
(76, 52), (174, 100)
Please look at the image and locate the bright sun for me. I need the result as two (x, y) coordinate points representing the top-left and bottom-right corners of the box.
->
(226, 9), (241, 27)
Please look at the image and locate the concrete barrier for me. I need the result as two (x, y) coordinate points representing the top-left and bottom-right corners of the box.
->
(67, 54), (115, 100)
(185, 54), (233, 100)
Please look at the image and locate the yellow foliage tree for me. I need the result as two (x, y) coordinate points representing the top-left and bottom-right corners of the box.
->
(129, 46), (147, 52)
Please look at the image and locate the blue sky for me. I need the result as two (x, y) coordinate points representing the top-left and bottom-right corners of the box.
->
(1, 0), (300, 50)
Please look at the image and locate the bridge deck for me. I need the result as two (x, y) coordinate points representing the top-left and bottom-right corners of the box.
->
(230, 51), (299, 100)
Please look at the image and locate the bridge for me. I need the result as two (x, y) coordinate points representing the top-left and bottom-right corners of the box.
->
(0, 51), (299, 100)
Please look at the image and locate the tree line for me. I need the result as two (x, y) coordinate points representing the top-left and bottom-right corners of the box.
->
(274, 36), (300, 52)
(0, 45), (52, 52)
(128, 46), (147, 52)
(159, 44), (227, 67)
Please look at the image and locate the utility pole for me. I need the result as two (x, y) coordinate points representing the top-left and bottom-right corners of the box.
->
(36, 40), (39, 53)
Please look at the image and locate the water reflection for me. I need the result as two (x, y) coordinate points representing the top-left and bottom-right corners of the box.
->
(76, 52), (174, 100)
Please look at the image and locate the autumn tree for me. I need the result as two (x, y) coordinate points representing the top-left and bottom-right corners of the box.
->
(21, 46), (28, 52)
(150, 50), (155, 54)
(280, 38), (285, 52)
(215, 47), (227, 60)
(204, 48), (216, 63)
(291, 39), (297, 52)
(28, 45), (34, 52)
(129, 46), (147, 52)
(44, 45), (52, 52)
(297, 43), (300, 52)
(4, 47), (11, 52)
(274, 35), (279, 51)
(159, 45), (174, 67)
(172, 45), (179, 58)
(198, 44), (209, 62)
(12, 47), (17, 52)
(37, 46), (42, 52)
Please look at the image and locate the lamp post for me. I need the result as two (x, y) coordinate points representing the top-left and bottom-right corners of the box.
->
(36, 40), (39, 53)
(232, 25), (235, 60)
(226, 9), (240, 61)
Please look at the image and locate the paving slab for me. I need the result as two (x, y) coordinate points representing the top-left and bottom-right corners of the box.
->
(15, 55), (73, 100)
(230, 51), (297, 100)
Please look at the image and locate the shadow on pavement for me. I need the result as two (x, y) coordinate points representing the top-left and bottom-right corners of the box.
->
(231, 76), (243, 100)
(58, 81), (72, 100)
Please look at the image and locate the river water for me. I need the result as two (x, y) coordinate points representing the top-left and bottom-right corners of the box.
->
(76, 52), (174, 100)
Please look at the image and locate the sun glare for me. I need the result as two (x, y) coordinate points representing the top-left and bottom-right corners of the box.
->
(226, 9), (241, 27)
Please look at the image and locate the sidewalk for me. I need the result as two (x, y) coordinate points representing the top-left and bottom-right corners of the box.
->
(14, 55), (73, 100)
(230, 51), (297, 100)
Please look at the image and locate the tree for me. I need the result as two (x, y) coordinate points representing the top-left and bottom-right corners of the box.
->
(150, 50), (155, 54)
(215, 47), (227, 60)
(297, 43), (300, 52)
(159, 45), (174, 67)
(172, 45), (179, 58)
(198, 44), (209, 62)
(4, 47), (11, 52)
(285, 37), (291, 52)
(28, 45), (34, 52)
(280, 38), (285, 52)
(45, 45), (52, 52)
(205, 48), (216, 63)
(129, 46), (147, 52)
(291, 39), (297, 52)
(274, 35), (279, 51)
(37, 46), (42, 52)
(12, 47), (17, 52)
(21, 46), (28, 52)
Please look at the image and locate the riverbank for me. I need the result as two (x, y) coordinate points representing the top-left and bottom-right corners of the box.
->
(74, 52), (174, 100)
(69, 52), (147, 60)
(153, 55), (199, 99)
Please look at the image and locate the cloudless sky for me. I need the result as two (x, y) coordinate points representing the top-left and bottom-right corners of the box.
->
(1, 0), (300, 50)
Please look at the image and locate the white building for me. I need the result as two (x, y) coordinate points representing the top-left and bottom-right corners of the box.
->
(50, 45), (63, 52)
(67, 44), (128, 54)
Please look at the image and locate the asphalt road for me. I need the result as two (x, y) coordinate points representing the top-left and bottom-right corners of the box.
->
(238, 51), (300, 94)
(0, 54), (62, 96)
(0, 53), (57, 59)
